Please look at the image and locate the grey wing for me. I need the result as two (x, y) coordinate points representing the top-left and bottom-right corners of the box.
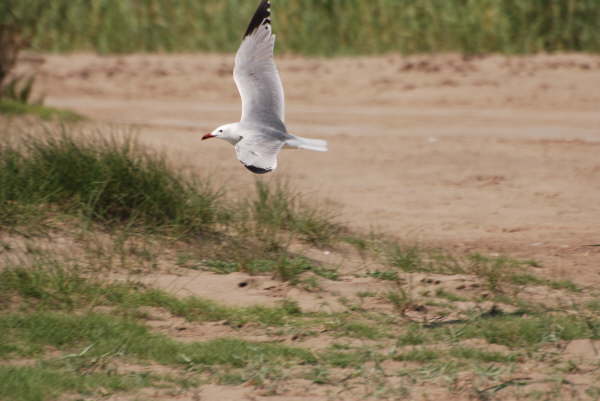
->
(235, 134), (284, 174)
(234, 0), (285, 130)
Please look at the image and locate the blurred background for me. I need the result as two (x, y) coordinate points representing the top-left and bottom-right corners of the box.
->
(2, 0), (600, 55)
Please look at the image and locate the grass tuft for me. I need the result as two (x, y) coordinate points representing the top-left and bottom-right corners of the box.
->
(388, 245), (425, 273)
(251, 180), (342, 247)
(0, 131), (220, 232)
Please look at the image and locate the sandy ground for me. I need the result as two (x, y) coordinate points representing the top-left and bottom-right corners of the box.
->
(6, 51), (600, 401)
(16, 52), (600, 284)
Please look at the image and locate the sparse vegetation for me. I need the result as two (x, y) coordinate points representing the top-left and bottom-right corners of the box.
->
(388, 245), (425, 273)
(251, 180), (342, 247)
(448, 346), (517, 363)
(329, 320), (383, 340)
(394, 348), (439, 363)
(0, 311), (315, 400)
(459, 314), (600, 348)
(321, 348), (377, 369)
(194, 254), (339, 284)
(0, 311), (316, 365)
(367, 270), (399, 281)
(0, 125), (343, 272)
(387, 244), (463, 275)
(397, 313), (600, 349)
(0, 264), (303, 327)
(0, 365), (154, 401)
(1, 122), (597, 400)
(397, 325), (427, 346)
(435, 288), (468, 302)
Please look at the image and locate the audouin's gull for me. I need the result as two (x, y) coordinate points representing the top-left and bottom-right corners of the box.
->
(202, 0), (328, 174)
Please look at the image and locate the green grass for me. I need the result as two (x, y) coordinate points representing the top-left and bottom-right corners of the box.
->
(394, 348), (439, 363)
(321, 348), (378, 368)
(0, 311), (316, 366)
(509, 273), (580, 292)
(0, 132), (220, 231)
(1, 260), (397, 344)
(548, 279), (581, 292)
(388, 245), (426, 273)
(587, 299), (600, 312)
(397, 326), (427, 346)
(387, 245), (463, 275)
(251, 180), (342, 247)
(0, 365), (154, 401)
(0, 99), (82, 122)
(0, 265), (304, 327)
(435, 289), (468, 302)
(0, 125), (344, 291)
(448, 346), (517, 363)
(201, 256), (338, 284)
(4, 0), (600, 55)
(467, 254), (581, 294)
(384, 246), (577, 295)
(0, 124), (568, 302)
(367, 270), (399, 281)
(394, 346), (517, 364)
(459, 314), (600, 347)
(329, 320), (383, 340)
(249, 256), (339, 282)
(406, 314), (600, 349)
(0, 310), (315, 400)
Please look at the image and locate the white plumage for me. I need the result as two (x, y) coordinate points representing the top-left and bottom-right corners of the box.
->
(203, 0), (328, 174)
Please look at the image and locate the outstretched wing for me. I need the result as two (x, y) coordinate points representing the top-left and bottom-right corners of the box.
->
(235, 134), (284, 174)
(234, 0), (285, 130)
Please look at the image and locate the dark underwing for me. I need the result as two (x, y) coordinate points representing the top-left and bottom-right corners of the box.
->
(243, 163), (272, 174)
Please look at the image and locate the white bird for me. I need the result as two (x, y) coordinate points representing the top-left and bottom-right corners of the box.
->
(202, 0), (328, 174)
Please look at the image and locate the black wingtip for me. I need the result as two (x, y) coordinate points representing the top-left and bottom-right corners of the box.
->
(243, 164), (272, 174)
(243, 0), (271, 38)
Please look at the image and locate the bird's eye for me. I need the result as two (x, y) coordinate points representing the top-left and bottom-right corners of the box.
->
(219, 129), (223, 133)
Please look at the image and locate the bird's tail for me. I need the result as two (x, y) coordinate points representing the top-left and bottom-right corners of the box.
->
(285, 135), (328, 152)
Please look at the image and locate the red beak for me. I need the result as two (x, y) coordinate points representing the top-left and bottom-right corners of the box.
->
(202, 133), (215, 140)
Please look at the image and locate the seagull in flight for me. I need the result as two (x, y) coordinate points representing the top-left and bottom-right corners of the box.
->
(202, 0), (328, 174)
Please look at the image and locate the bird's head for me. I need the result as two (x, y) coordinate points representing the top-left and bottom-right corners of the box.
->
(203, 123), (240, 144)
